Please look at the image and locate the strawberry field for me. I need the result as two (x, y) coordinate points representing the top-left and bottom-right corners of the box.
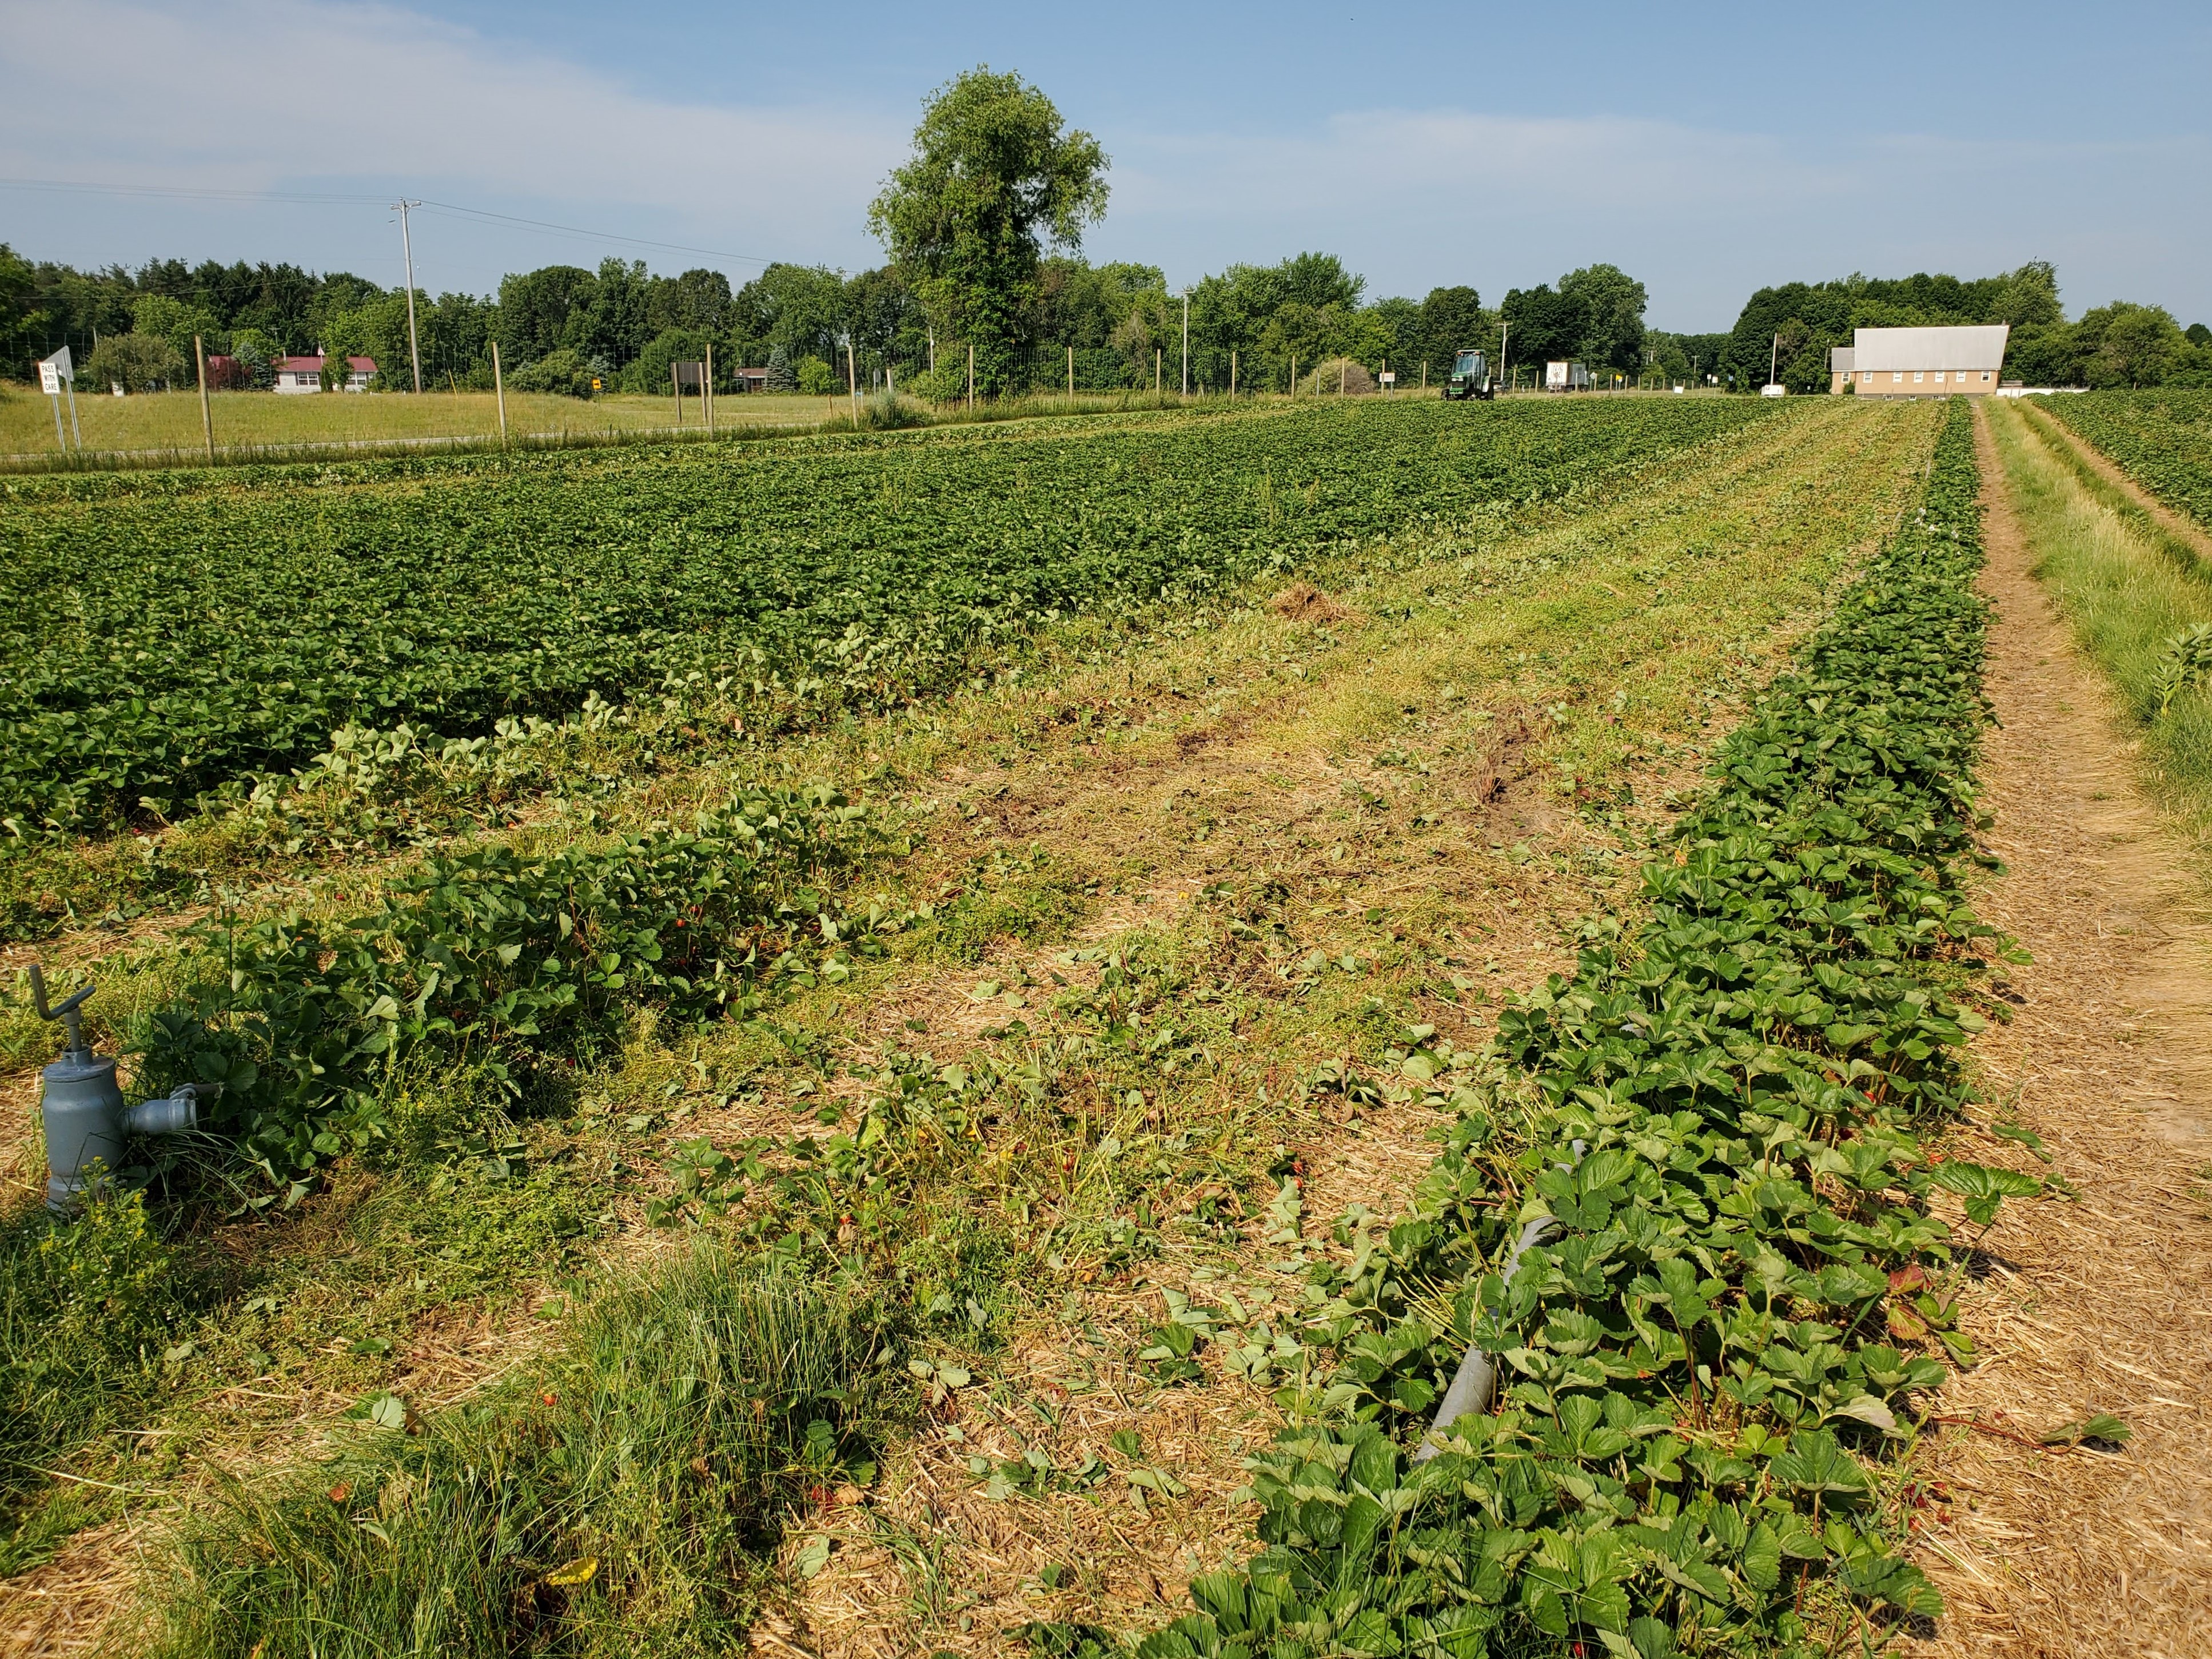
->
(0, 398), (1764, 838)
(1045, 399), (2011, 1658)
(2, 394), (2091, 1659)
(2036, 388), (2212, 529)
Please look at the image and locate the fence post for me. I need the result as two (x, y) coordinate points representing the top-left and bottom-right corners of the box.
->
(492, 342), (508, 443)
(194, 333), (213, 462)
(706, 342), (715, 435)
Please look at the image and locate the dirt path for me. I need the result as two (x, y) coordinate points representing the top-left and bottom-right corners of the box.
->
(2018, 398), (2212, 562)
(1904, 408), (2212, 1654)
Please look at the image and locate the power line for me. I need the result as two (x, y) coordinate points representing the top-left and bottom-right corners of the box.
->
(0, 176), (780, 268)
(412, 201), (774, 266)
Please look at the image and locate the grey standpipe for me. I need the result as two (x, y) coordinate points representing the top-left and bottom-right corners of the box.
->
(29, 965), (211, 1212)
(1413, 1141), (1585, 1463)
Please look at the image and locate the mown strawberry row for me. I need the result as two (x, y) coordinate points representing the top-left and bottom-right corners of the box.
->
(1086, 399), (2022, 1658)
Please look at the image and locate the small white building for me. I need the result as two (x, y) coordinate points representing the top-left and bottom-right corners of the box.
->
(274, 353), (374, 393)
(1834, 326), (2008, 397)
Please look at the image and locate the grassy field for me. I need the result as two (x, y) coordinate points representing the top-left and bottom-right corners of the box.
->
(0, 395), (1972, 1653)
(0, 384), (836, 460)
(0, 383), (1707, 470)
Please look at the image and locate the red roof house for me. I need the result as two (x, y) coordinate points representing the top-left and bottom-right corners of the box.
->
(273, 353), (375, 393)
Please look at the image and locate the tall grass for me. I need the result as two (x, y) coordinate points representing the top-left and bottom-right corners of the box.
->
(0, 384), (1316, 475)
(135, 1252), (885, 1658)
(1990, 398), (2212, 827)
(0, 1189), (195, 1562)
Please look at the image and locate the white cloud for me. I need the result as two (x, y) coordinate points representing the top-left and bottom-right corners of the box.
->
(0, 0), (907, 269)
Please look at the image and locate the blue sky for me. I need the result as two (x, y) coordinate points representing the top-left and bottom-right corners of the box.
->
(2, 0), (2207, 330)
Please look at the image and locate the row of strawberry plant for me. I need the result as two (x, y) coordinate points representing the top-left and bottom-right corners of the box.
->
(1, 398), (1771, 836)
(129, 786), (892, 1192)
(2036, 388), (2212, 531)
(1087, 400), (2027, 1658)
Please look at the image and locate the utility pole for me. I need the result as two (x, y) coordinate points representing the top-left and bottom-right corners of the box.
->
(393, 200), (424, 393)
(1179, 287), (1190, 397)
(492, 341), (508, 443)
(1769, 333), (1780, 388)
(846, 337), (859, 422)
(706, 342), (715, 435)
(194, 334), (213, 462)
(1498, 321), (1510, 396)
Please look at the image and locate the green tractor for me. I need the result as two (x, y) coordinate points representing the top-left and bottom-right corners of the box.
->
(1441, 348), (1495, 401)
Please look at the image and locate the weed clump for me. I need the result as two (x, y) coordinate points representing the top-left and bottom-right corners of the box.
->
(137, 1252), (886, 1657)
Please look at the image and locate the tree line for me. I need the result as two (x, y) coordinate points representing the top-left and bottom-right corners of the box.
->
(0, 237), (1645, 402)
(1728, 261), (2212, 393)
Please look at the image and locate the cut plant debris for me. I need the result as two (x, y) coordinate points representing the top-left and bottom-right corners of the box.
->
(1015, 400), (2049, 1658)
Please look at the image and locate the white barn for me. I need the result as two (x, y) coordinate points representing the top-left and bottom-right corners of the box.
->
(1832, 326), (2008, 397)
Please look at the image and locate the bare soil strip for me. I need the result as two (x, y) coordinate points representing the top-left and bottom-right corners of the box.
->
(1903, 409), (2212, 1655)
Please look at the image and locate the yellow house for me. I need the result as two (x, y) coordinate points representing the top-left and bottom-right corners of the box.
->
(1831, 325), (2008, 396)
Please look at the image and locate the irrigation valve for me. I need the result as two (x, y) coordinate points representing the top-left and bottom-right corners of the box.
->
(29, 965), (210, 1213)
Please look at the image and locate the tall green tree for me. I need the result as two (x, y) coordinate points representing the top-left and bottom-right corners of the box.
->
(0, 244), (38, 376)
(2077, 301), (2186, 388)
(869, 67), (1109, 395)
(1557, 263), (1647, 369)
(1416, 285), (1486, 374)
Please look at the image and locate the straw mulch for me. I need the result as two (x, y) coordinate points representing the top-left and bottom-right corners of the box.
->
(1900, 414), (2212, 1655)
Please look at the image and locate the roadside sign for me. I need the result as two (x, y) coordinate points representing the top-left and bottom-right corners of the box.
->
(1379, 371), (1396, 386)
(39, 361), (58, 395)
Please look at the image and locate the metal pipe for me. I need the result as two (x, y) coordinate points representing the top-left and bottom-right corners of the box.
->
(1413, 1141), (1584, 1461)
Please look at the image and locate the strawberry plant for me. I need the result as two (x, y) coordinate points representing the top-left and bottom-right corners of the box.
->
(129, 785), (885, 1192)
